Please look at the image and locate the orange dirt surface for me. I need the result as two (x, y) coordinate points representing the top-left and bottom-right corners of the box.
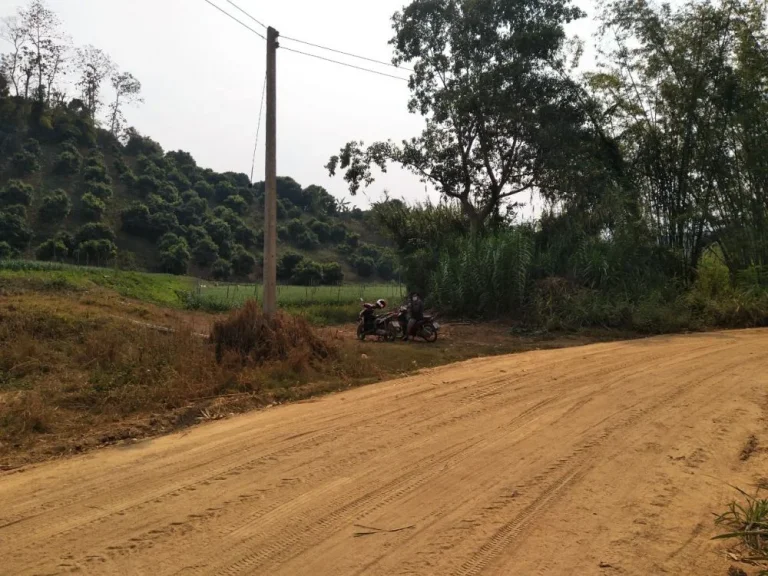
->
(2, 329), (767, 575)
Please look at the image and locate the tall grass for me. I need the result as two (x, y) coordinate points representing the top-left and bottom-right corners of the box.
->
(431, 228), (533, 317)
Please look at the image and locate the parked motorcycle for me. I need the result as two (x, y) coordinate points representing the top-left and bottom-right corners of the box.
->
(357, 298), (395, 341)
(388, 305), (440, 343)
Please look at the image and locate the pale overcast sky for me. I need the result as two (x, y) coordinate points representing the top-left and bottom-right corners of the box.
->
(0, 0), (600, 215)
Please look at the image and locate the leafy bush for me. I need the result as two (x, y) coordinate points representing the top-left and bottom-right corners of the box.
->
(223, 194), (247, 215)
(121, 202), (152, 236)
(330, 223), (347, 243)
(86, 181), (113, 201)
(81, 192), (106, 221)
(54, 150), (82, 175)
(36, 238), (69, 261)
(205, 218), (232, 246)
(82, 162), (111, 184)
(5, 204), (27, 218)
(0, 241), (16, 259)
(277, 251), (305, 281)
(297, 229), (320, 250)
(158, 232), (186, 252)
(12, 140), (41, 175)
(310, 220), (331, 242)
(75, 222), (116, 245)
(292, 260), (323, 286)
(214, 181), (236, 203)
(1, 180), (33, 207)
(350, 255), (375, 278)
(0, 211), (33, 250)
(231, 245), (256, 277)
(39, 190), (72, 223)
(193, 180), (214, 200)
(233, 222), (257, 248)
(321, 262), (344, 285)
(211, 258), (232, 280)
(160, 242), (190, 275)
(376, 252), (397, 280)
(136, 174), (160, 196)
(77, 239), (117, 264)
(158, 182), (180, 204)
(193, 236), (219, 267)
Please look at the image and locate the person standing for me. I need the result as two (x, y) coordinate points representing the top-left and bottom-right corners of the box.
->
(404, 292), (424, 341)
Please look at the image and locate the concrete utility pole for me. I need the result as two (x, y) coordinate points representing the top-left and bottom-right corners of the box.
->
(263, 26), (279, 316)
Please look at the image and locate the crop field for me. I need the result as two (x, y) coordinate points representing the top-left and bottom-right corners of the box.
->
(194, 281), (406, 307)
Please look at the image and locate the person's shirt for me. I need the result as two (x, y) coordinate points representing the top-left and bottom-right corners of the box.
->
(411, 299), (424, 319)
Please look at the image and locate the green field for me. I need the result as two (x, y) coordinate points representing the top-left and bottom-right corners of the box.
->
(188, 281), (406, 324)
(0, 260), (405, 325)
(195, 282), (405, 307)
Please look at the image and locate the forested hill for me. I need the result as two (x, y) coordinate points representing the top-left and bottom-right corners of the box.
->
(0, 96), (396, 283)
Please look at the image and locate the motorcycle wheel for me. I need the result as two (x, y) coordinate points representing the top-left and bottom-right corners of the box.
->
(357, 324), (366, 341)
(421, 324), (438, 343)
(387, 322), (400, 342)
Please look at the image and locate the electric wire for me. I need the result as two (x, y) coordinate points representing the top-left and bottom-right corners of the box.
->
(250, 73), (268, 182)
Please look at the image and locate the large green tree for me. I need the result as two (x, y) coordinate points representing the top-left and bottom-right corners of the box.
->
(327, 0), (584, 232)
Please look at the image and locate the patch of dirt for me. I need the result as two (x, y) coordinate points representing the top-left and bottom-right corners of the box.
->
(740, 435), (759, 461)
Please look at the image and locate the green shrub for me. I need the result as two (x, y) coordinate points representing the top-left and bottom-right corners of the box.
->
(277, 251), (304, 281)
(193, 236), (219, 266)
(75, 222), (116, 245)
(292, 260), (323, 286)
(1, 180), (33, 207)
(54, 150), (82, 175)
(12, 149), (40, 176)
(0, 211), (32, 250)
(223, 194), (247, 215)
(76, 239), (117, 264)
(297, 229), (320, 250)
(5, 204), (27, 218)
(350, 255), (375, 278)
(231, 245), (256, 277)
(86, 181), (113, 201)
(321, 262), (344, 285)
(0, 241), (17, 259)
(211, 258), (232, 280)
(82, 163), (111, 184)
(160, 242), (190, 275)
(81, 192), (106, 221)
(121, 203), (152, 237)
(39, 190), (72, 223)
(36, 238), (69, 262)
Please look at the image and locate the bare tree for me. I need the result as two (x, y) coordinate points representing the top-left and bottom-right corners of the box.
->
(75, 45), (113, 119)
(108, 71), (143, 137)
(18, 0), (70, 103)
(0, 16), (28, 97)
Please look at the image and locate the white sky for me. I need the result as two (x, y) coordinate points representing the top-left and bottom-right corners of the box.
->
(0, 0), (600, 216)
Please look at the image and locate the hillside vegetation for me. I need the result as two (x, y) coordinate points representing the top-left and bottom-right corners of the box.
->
(0, 0), (395, 283)
(0, 100), (396, 283)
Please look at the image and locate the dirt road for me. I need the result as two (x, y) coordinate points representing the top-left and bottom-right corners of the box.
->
(2, 330), (767, 575)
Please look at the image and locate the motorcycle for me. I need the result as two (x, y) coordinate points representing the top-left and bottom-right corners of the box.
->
(388, 305), (440, 343)
(357, 299), (396, 341)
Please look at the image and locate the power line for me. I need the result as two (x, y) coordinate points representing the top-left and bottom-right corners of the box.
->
(281, 35), (414, 73)
(223, 0), (267, 30)
(250, 73), (268, 183)
(211, 0), (412, 75)
(201, 0), (266, 40)
(281, 46), (410, 82)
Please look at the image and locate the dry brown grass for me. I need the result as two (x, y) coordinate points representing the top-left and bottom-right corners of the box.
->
(211, 300), (335, 364)
(0, 290), (621, 468)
